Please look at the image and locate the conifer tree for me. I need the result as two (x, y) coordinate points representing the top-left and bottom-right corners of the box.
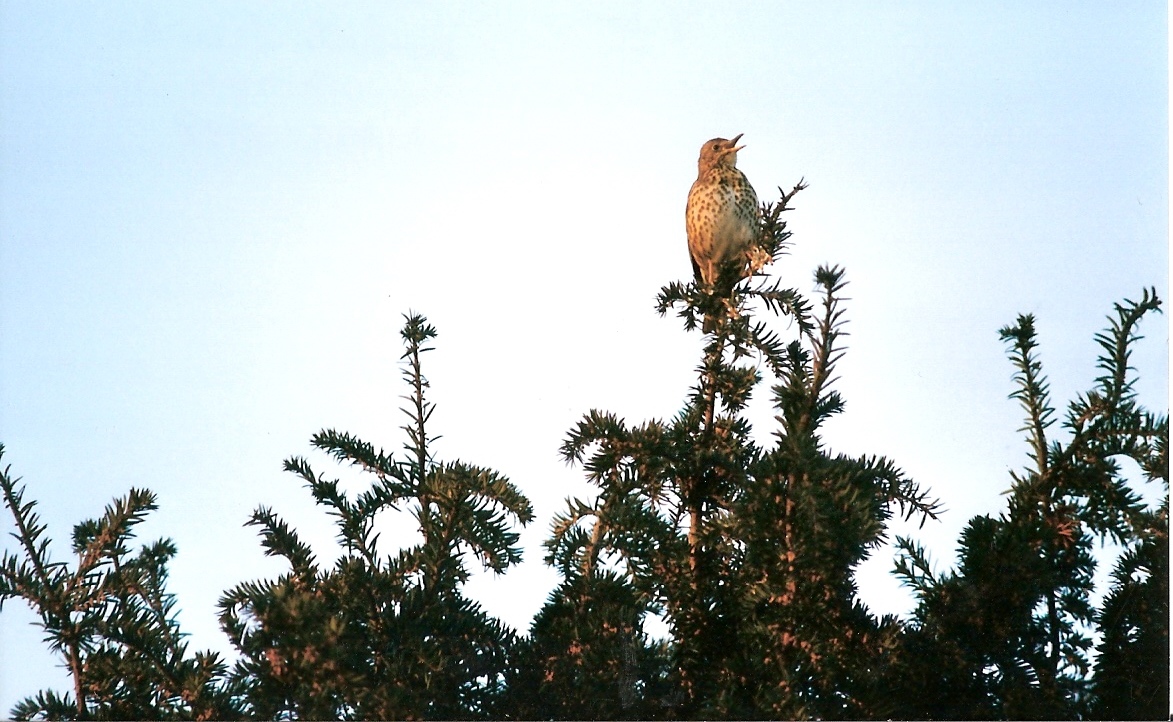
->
(0, 445), (239, 720)
(539, 183), (939, 718)
(2, 214), (1165, 721)
(726, 265), (939, 719)
(218, 314), (534, 720)
(889, 290), (1167, 719)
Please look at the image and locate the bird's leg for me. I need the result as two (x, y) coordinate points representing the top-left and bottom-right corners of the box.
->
(724, 297), (739, 322)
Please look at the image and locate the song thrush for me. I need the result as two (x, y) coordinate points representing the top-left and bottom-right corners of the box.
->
(686, 135), (761, 287)
(685, 134), (761, 330)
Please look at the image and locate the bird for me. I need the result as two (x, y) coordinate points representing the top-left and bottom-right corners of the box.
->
(685, 134), (762, 330)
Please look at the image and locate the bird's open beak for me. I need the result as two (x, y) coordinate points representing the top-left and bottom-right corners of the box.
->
(730, 133), (746, 153)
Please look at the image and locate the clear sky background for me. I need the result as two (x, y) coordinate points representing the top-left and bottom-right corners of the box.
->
(0, 2), (1167, 711)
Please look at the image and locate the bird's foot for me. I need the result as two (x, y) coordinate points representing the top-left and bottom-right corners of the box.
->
(745, 245), (773, 276)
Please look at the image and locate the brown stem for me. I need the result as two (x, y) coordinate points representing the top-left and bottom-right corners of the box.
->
(584, 508), (604, 577)
(69, 642), (85, 715)
(688, 507), (700, 580)
(693, 334), (725, 579)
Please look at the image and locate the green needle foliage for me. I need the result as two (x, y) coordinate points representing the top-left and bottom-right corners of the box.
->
(502, 570), (674, 720)
(1092, 496), (1168, 720)
(217, 313), (534, 720)
(888, 290), (1168, 719)
(0, 445), (238, 720)
(0, 188), (1165, 720)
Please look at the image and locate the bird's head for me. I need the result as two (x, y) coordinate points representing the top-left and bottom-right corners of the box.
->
(697, 134), (745, 173)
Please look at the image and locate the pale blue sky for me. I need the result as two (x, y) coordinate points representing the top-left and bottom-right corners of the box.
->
(0, 3), (1167, 710)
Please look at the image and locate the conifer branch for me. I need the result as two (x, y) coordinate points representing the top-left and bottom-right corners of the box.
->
(806, 265), (849, 423)
(401, 311), (439, 489)
(246, 506), (319, 579)
(0, 455), (57, 595)
(311, 429), (411, 492)
(893, 536), (938, 595)
(1093, 287), (1160, 406)
(999, 314), (1055, 477)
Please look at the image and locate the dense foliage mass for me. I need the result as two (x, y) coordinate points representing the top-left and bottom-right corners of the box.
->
(2, 188), (1166, 719)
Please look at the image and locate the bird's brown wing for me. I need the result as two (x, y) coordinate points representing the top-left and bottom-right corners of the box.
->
(686, 179), (710, 285)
